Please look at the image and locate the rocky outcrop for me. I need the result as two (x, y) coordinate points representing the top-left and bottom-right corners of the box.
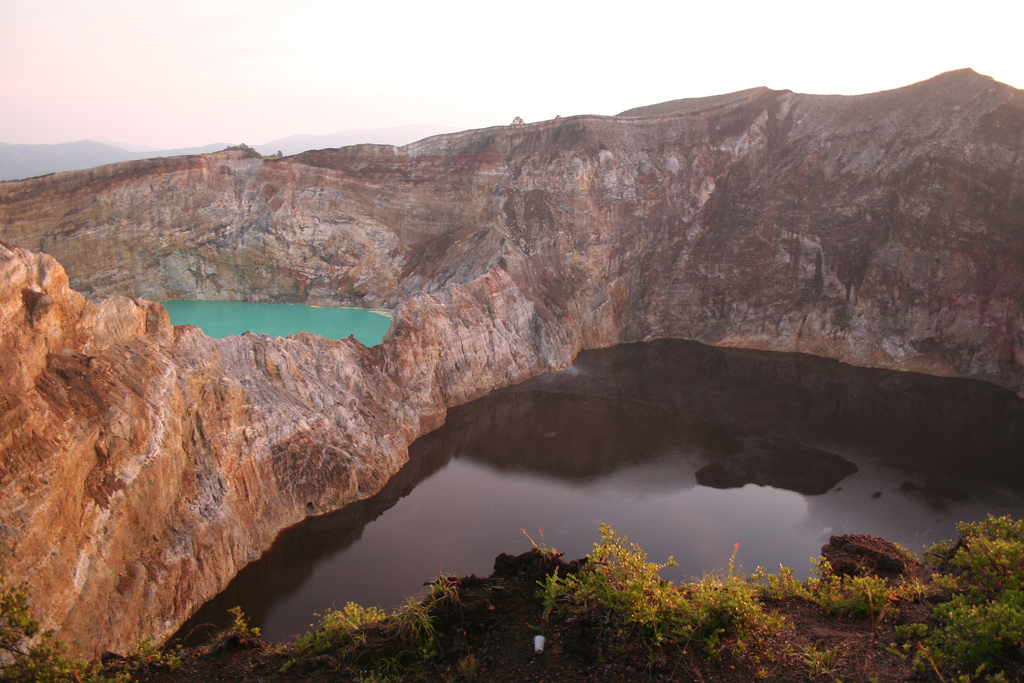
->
(2, 69), (1022, 394)
(821, 535), (919, 578)
(0, 243), (572, 656)
(0, 68), (1022, 655)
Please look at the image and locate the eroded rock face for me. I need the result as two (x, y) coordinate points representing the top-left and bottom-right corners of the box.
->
(0, 68), (1022, 655)
(0, 243), (573, 656)
(2, 69), (1022, 393)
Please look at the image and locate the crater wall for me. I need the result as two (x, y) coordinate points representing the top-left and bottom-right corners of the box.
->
(0, 69), (1022, 654)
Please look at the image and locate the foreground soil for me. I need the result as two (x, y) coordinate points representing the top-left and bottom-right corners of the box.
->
(124, 547), (1020, 683)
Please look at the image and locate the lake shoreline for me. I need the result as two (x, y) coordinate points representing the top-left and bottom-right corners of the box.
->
(180, 338), (1024, 645)
(122, 518), (1023, 682)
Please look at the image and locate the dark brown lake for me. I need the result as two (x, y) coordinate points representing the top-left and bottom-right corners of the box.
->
(180, 339), (1024, 643)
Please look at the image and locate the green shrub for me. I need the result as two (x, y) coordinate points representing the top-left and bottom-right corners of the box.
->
(288, 602), (386, 665)
(0, 579), (121, 683)
(799, 642), (841, 678)
(223, 143), (262, 158)
(914, 515), (1024, 677)
(749, 564), (811, 601)
(541, 524), (780, 656)
(933, 591), (1024, 666)
(807, 559), (890, 619)
(126, 637), (181, 674)
(286, 577), (458, 673)
(934, 515), (1024, 599)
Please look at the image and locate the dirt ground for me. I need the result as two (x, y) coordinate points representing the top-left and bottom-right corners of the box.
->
(124, 548), (1020, 683)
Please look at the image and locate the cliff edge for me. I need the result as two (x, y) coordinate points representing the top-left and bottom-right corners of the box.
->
(0, 68), (1022, 654)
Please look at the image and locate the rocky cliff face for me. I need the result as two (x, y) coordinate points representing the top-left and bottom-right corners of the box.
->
(3, 69), (1021, 394)
(0, 68), (1022, 655)
(0, 244), (567, 656)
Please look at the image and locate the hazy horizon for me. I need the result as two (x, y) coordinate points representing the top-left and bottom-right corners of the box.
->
(0, 122), (459, 152)
(2, 0), (1021, 150)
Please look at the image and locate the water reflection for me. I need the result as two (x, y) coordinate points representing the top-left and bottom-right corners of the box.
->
(179, 340), (1024, 644)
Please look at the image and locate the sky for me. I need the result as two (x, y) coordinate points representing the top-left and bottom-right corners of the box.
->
(1, 0), (1022, 150)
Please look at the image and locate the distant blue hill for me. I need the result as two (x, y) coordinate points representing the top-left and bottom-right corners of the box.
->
(0, 124), (457, 181)
(0, 140), (229, 181)
(0, 140), (127, 180)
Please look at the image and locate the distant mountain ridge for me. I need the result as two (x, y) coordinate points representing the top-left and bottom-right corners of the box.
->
(0, 124), (457, 181)
(0, 141), (231, 181)
(254, 123), (458, 156)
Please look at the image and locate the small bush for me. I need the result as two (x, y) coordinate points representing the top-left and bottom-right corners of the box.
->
(799, 642), (841, 677)
(223, 143), (262, 159)
(934, 515), (1024, 599)
(914, 515), (1024, 677)
(288, 602), (386, 666)
(541, 524), (781, 656)
(933, 591), (1024, 666)
(226, 606), (260, 639)
(750, 564), (811, 601)
(286, 577), (459, 673)
(0, 579), (120, 683)
(808, 559), (890, 618)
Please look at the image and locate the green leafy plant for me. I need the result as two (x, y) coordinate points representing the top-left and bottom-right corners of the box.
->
(227, 606), (260, 639)
(541, 525), (781, 657)
(799, 642), (840, 678)
(205, 605), (262, 658)
(292, 602), (385, 659)
(930, 515), (1024, 599)
(807, 559), (890, 619)
(750, 564), (811, 600)
(286, 576), (458, 674)
(129, 637), (181, 673)
(393, 595), (436, 656)
(912, 515), (1024, 678)
(456, 653), (478, 679)
(0, 579), (122, 683)
(285, 602), (386, 670)
(932, 592), (1024, 666)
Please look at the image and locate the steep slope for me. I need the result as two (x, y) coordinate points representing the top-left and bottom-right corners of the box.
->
(2, 69), (1020, 392)
(0, 69), (1022, 655)
(1, 242), (572, 656)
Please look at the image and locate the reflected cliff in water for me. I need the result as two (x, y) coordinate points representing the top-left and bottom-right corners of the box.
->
(179, 340), (1024, 643)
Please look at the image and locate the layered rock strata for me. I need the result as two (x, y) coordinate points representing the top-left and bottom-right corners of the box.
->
(0, 244), (576, 656)
(2, 69), (1022, 394)
(0, 68), (1022, 655)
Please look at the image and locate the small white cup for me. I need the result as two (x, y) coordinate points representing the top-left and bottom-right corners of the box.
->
(533, 634), (546, 653)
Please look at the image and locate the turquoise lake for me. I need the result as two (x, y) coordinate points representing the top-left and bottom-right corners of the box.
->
(159, 300), (392, 346)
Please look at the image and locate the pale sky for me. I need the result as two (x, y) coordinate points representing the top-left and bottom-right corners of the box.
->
(1, 0), (1021, 149)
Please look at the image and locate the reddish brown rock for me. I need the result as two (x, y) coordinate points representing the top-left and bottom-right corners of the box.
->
(821, 535), (918, 578)
(3, 69), (1021, 394)
(0, 68), (1021, 655)
(0, 243), (569, 657)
